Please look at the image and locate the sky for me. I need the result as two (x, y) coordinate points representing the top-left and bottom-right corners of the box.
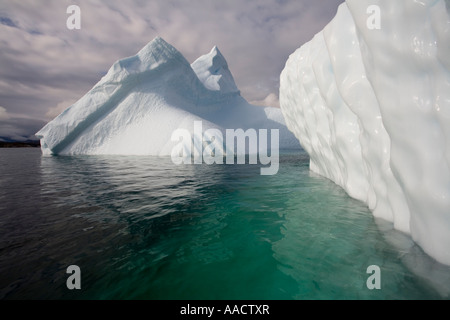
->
(0, 0), (344, 141)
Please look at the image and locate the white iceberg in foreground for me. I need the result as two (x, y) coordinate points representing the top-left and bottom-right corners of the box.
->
(37, 37), (299, 156)
(280, 0), (450, 265)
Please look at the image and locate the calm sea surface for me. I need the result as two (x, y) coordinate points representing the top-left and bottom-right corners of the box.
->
(0, 148), (449, 300)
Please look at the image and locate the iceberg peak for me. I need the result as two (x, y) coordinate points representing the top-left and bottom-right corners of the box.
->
(209, 46), (225, 62)
(191, 45), (240, 94)
(100, 36), (190, 85)
(136, 36), (184, 63)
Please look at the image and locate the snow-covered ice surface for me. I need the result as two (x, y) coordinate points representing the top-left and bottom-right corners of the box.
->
(280, 0), (450, 266)
(36, 37), (300, 156)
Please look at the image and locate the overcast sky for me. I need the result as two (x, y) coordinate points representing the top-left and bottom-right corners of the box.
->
(0, 0), (343, 141)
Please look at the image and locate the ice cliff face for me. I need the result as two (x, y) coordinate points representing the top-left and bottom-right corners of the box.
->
(37, 37), (299, 156)
(280, 0), (450, 265)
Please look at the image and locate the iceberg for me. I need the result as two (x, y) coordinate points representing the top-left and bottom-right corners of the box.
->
(280, 0), (450, 265)
(36, 37), (299, 156)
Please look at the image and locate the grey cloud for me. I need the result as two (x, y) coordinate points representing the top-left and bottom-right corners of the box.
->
(0, 16), (18, 28)
(0, 117), (46, 141)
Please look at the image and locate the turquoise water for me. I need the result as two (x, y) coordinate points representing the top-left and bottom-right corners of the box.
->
(0, 148), (449, 299)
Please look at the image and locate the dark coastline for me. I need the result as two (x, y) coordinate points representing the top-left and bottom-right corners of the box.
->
(0, 141), (40, 148)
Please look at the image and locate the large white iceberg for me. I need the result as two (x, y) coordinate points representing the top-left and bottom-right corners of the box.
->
(36, 37), (299, 156)
(280, 0), (450, 265)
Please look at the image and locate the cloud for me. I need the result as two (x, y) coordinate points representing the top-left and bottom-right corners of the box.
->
(0, 0), (344, 139)
(250, 93), (280, 109)
(0, 116), (46, 141)
(0, 16), (18, 28)
(0, 107), (10, 120)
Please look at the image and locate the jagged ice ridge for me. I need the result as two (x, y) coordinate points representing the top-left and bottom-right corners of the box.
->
(36, 37), (300, 156)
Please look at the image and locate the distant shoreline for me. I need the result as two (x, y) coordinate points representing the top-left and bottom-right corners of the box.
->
(0, 141), (40, 148)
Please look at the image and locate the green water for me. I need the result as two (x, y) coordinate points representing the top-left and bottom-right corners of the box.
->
(0, 148), (448, 299)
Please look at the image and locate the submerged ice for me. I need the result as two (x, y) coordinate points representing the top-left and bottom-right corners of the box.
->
(280, 0), (450, 265)
(36, 37), (299, 156)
